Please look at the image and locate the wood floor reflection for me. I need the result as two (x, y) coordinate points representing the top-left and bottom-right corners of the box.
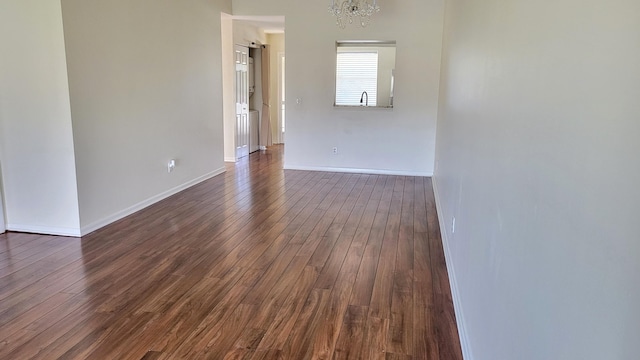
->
(0, 145), (462, 359)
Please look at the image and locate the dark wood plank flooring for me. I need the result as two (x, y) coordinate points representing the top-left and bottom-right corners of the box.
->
(0, 145), (462, 359)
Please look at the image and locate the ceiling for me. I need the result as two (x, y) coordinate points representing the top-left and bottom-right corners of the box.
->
(233, 15), (285, 34)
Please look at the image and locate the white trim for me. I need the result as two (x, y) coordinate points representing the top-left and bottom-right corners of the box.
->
(277, 51), (285, 144)
(0, 194), (5, 235)
(432, 176), (473, 360)
(0, 163), (6, 234)
(224, 157), (236, 163)
(6, 224), (81, 237)
(80, 167), (226, 236)
(283, 164), (432, 177)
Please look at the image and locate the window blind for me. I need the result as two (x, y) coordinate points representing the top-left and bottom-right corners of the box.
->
(335, 52), (378, 106)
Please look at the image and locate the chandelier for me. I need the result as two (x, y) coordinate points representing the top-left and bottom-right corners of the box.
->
(328, 0), (380, 29)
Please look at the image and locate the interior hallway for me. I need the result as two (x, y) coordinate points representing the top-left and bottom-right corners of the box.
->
(0, 145), (462, 359)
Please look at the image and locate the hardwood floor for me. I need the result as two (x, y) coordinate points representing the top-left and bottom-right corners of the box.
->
(0, 145), (463, 360)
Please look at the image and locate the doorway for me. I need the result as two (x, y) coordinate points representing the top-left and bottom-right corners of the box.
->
(221, 16), (285, 162)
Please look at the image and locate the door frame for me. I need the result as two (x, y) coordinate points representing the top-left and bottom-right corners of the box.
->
(277, 51), (285, 144)
(235, 44), (250, 159)
(0, 165), (5, 234)
(0, 191), (5, 234)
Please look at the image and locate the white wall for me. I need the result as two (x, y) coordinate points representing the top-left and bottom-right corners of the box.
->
(376, 46), (395, 107)
(0, 0), (81, 236)
(435, 0), (640, 359)
(233, 0), (444, 176)
(61, 0), (231, 233)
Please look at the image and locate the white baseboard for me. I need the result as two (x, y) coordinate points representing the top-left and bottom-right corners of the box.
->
(283, 164), (432, 177)
(80, 167), (226, 236)
(224, 157), (236, 163)
(432, 177), (473, 360)
(7, 224), (82, 237)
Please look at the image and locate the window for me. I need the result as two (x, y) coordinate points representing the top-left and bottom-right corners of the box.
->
(335, 51), (378, 106)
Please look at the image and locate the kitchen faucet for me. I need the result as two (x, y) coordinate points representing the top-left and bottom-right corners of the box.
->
(360, 91), (369, 106)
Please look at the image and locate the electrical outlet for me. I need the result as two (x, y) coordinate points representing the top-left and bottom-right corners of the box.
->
(168, 159), (176, 173)
(332, 147), (338, 155)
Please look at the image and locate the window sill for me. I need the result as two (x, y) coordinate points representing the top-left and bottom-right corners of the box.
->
(333, 105), (393, 109)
